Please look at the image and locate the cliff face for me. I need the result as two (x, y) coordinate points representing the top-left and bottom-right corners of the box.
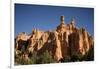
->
(15, 16), (94, 63)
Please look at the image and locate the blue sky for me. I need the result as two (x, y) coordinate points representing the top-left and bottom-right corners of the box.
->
(15, 4), (94, 37)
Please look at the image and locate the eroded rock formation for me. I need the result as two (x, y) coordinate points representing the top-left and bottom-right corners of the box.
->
(15, 15), (94, 63)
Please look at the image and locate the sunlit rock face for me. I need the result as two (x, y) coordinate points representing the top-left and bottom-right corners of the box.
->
(15, 16), (94, 62)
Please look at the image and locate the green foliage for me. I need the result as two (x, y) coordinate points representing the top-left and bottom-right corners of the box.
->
(70, 53), (83, 62)
(60, 56), (71, 62)
(15, 46), (94, 65)
(15, 50), (56, 65)
(29, 52), (37, 64)
(31, 50), (56, 64)
(82, 46), (94, 61)
(40, 50), (55, 64)
(15, 54), (33, 65)
(70, 46), (94, 62)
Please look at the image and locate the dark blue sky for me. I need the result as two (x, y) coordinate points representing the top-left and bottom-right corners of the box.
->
(15, 4), (94, 37)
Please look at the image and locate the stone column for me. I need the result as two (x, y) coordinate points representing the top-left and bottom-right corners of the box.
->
(60, 15), (65, 24)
